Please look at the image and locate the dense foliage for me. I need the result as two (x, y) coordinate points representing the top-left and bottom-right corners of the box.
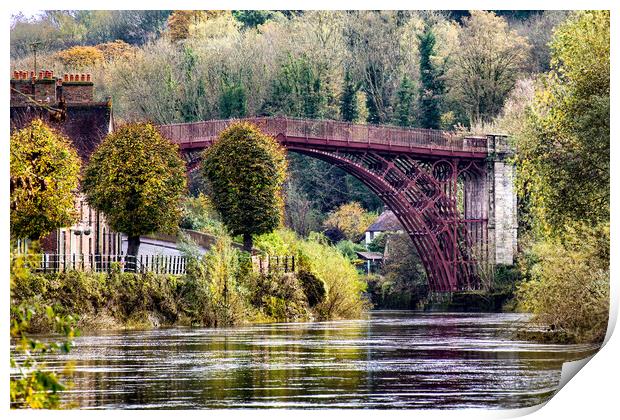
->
(254, 229), (369, 319)
(10, 119), (81, 240)
(513, 11), (610, 343)
(202, 123), (287, 251)
(516, 224), (609, 343)
(366, 233), (428, 309)
(11, 229), (367, 330)
(516, 10), (609, 235)
(82, 122), (187, 255)
(11, 10), (562, 226)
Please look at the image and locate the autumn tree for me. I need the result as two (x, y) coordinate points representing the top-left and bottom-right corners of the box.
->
(56, 45), (104, 68)
(202, 122), (288, 252)
(82, 122), (187, 257)
(10, 119), (81, 240)
(166, 10), (227, 42)
(95, 40), (135, 61)
(517, 10), (609, 235)
(449, 11), (529, 124)
(323, 202), (376, 242)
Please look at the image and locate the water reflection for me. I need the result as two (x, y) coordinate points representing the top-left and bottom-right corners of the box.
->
(15, 311), (599, 409)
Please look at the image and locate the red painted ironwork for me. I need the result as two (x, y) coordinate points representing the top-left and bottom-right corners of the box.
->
(158, 117), (490, 292)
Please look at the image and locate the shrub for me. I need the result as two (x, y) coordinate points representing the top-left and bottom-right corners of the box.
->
(516, 223), (609, 343)
(335, 240), (366, 261)
(255, 229), (369, 320)
(297, 269), (327, 307)
(251, 272), (309, 322)
(187, 235), (251, 327)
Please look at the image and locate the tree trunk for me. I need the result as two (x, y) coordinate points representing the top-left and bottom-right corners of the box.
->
(243, 233), (253, 253)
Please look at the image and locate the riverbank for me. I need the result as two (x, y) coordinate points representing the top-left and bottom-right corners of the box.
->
(11, 233), (371, 333)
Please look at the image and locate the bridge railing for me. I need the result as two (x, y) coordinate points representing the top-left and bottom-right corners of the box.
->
(159, 117), (488, 153)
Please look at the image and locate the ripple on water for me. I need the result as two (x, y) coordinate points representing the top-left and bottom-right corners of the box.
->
(12, 311), (599, 409)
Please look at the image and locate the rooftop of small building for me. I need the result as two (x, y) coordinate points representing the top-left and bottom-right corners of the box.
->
(366, 210), (403, 233)
(355, 251), (384, 261)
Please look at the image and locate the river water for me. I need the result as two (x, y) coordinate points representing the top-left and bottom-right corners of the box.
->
(14, 311), (599, 409)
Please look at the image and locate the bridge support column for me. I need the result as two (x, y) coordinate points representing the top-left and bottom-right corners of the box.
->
(486, 135), (518, 270)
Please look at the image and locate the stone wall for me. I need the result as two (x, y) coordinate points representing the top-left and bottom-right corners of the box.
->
(487, 135), (518, 266)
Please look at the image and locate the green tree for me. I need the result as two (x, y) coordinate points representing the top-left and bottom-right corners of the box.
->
(449, 11), (529, 124)
(394, 76), (415, 127)
(202, 122), (288, 251)
(82, 122), (187, 257)
(263, 54), (330, 119)
(219, 82), (247, 119)
(517, 10), (609, 235)
(10, 119), (81, 241)
(417, 25), (443, 129)
(339, 70), (358, 122)
(232, 10), (283, 28)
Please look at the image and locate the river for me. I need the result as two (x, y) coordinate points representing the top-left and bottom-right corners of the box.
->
(13, 311), (599, 409)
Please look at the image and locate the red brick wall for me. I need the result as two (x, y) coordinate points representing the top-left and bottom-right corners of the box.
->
(62, 82), (94, 103)
(34, 80), (57, 103)
(10, 80), (34, 105)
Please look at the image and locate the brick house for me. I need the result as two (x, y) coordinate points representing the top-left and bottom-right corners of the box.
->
(10, 69), (121, 255)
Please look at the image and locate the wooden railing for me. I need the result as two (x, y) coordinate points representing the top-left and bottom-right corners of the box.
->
(158, 117), (488, 154)
(251, 255), (296, 275)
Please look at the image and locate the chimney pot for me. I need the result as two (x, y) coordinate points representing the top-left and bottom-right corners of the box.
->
(13, 71), (18, 79)
(86, 74), (91, 82)
(30, 71), (35, 79)
(69, 74), (74, 82)
(80, 74), (85, 82)
(64, 74), (69, 81)
(38, 71), (43, 80)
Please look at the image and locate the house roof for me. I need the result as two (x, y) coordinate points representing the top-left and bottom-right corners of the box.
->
(10, 102), (113, 162)
(366, 210), (403, 233)
(355, 251), (384, 261)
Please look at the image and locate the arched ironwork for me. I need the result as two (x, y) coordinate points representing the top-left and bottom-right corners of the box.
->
(160, 117), (490, 292)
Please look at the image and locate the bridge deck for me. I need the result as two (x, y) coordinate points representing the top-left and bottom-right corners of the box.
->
(158, 117), (489, 159)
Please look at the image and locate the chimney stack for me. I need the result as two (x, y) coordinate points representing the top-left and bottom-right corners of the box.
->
(61, 73), (94, 104)
(11, 69), (95, 106)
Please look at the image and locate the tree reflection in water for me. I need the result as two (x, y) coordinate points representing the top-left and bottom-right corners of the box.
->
(21, 312), (598, 409)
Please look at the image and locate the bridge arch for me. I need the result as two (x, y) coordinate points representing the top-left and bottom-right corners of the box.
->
(160, 117), (508, 292)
